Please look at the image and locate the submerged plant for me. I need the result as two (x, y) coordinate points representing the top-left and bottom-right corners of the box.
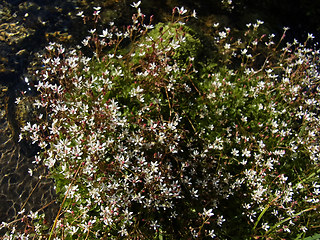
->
(1, 2), (319, 239)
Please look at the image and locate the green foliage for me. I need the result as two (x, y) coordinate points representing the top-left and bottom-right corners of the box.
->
(296, 233), (320, 240)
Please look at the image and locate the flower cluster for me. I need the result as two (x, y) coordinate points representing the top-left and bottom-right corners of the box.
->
(2, 2), (319, 239)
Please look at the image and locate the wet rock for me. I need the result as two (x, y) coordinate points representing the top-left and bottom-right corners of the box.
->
(0, 23), (35, 45)
(18, 1), (41, 13)
(0, 2), (12, 23)
(14, 95), (38, 128)
(0, 1), (36, 76)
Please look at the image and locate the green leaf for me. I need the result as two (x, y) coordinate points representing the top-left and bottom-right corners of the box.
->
(295, 233), (320, 240)
(304, 233), (320, 240)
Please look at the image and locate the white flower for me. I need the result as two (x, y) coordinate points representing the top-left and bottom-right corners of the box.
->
(150, 220), (160, 230)
(241, 48), (248, 55)
(137, 8), (143, 17)
(177, 6), (187, 15)
(217, 215), (225, 226)
(208, 229), (216, 238)
(213, 23), (220, 28)
(300, 226), (308, 232)
(219, 31), (227, 38)
(262, 222), (269, 231)
(242, 148), (251, 158)
(15, 97), (21, 104)
(76, 11), (84, 17)
(279, 174), (288, 183)
(191, 10), (197, 18)
(231, 148), (239, 157)
(130, 1), (141, 8)
(144, 24), (154, 30)
(18, 209), (25, 215)
(93, 10), (100, 16)
(283, 225), (291, 233)
(88, 29), (96, 34)
(67, 184), (79, 199)
(256, 20), (264, 25)
(203, 208), (214, 217)
(99, 29), (109, 38)
(28, 211), (38, 219)
(307, 33), (315, 40)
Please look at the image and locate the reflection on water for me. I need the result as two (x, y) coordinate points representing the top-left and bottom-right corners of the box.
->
(0, 89), (58, 235)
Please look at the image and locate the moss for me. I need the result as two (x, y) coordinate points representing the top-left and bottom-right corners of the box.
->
(130, 22), (203, 67)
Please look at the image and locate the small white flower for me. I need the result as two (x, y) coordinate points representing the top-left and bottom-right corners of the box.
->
(137, 8), (143, 17)
(99, 29), (109, 38)
(28, 210), (38, 219)
(203, 208), (214, 217)
(82, 38), (89, 46)
(150, 220), (160, 230)
(208, 229), (216, 238)
(279, 174), (288, 183)
(219, 31), (227, 38)
(256, 20), (264, 25)
(177, 6), (187, 15)
(300, 226), (308, 232)
(231, 148), (239, 157)
(191, 10), (197, 18)
(76, 11), (84, 17)
(262, 222), (269, 231)
(89, 29), (96, 34)
(241, 48), (248, 55)
(130, 1), (141, 8)
(144, 24), (154, 30)
(217, 215), (225, 226)
(15, 97), (21, 104)
(283, 225), (291, 233)
(18, 209), (25, 215)
(242, 148), (251, 158)
(241, 116), (247, 122)
(93, 10), (100, 16)
(307, 33), (315, 40)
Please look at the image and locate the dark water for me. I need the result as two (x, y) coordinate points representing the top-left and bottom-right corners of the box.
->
(230, 0), (320, 43)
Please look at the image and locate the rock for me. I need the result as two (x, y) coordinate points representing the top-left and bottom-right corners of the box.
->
(0, 23), (35, 46)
